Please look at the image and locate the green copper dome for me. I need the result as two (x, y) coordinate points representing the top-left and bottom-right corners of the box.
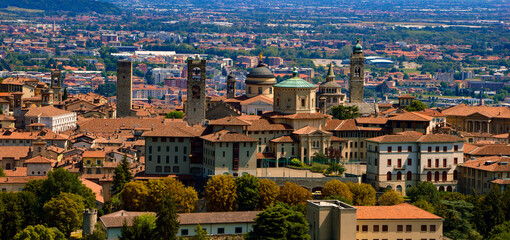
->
(353, 38), (363, 53)
(273, 67), (315, 88)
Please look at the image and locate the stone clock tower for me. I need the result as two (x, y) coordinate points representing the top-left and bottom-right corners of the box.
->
(226, 71), (236, 99)
(186, 58), (207, 125)
(51, 70), (62, 103)
(349, 39), (365, 103)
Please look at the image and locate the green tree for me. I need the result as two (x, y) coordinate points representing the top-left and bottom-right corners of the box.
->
(145, 178), (198, 213)
(322, 180), (353, 202)
(120, 214), (156, 240)
(346, 183), (376, 206)
(412, 199), (435, 213)
(331, 105), (360, 120)
(112, 155), (133, 195)
(404, 100), (428, 112)
(0, 167), (5, 177)
(278, 182), (312, 206)
(378, 189), (404, 206)
(40, 168), (95, 208)
(436, 200), (482, 240)
(247, 203), (309, 240)
(325, 163), (346, 176)
(154, 194), (179, 240)
(474, 189), (505, 236)
(257, 179), (280, 210)
(165, 111), (184, 119)
(488, 221), (510, 240)
(193, 224), (209, 240)
(43, 193), (83, 237)
(236, 174), (260, 211)
(120, 181), (149, 211)
(205, 175), (237, 212)
(13, 225), (65, 240)
(406, 181), (440, 205)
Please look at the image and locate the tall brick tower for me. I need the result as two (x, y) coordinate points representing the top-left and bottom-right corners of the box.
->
(186, 58), (206, 125)
(226, 71), (236, 99)
(117, 61), (133, 118)
(51, 70), (62, 103)
(349, 39), (365, 103)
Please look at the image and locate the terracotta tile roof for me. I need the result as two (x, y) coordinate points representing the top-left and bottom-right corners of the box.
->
(331, 136), (347, 142)
(463, 143), (478, 154)
(0, 129), (68, 141)
(83, 151), (106, 158)
(466, 144), (510, 156)
(398, 94), (416, 99)
(270, 112), (330, 120)
(323, 119), (345, 131)
(257, 153), (275, 159)
(356, 117), (388, 125)
(417, 134), (464, 143)
(208, 116), (251, 126)
(78, 118), (179, 135)
(246, 119), (293, 131)
(293, 126), (332, 135)
(100, 211), (155, 228)
(491, 179), (510, 185)
(0, 176), (46, 184)
(143, 122), (205, 137)
(239, 94), (273, 105)
(201, 130), (258, 142)
(25, 106), (74, 118)
(0, 146), (30, 159)
(366, 132), (422, 143)
(460, 156), (510, 172)
(80, 177), (103, 203)
(419, 109), (445, 117)
(270, 135), (298, 143)
(387, 112), (433, 122)
(442, 104), (510, 118)
(24, 156), (55, 164)
(356, 203), (442, 220)
(4, 167), (28, 177)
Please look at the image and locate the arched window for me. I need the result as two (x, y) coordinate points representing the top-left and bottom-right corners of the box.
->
(397, 171), (402, 181)
(155, 166), (162, 172)
(434, 171), (440, 182)
(442, 171), (447, 182)
(387, 172), (392, 181)
(173, 166), (180, 173)
(453, 170), (458, 180)
(396, 185), (402, 192)
(427, 172), (432, 181)
(407, 171), (412, 180)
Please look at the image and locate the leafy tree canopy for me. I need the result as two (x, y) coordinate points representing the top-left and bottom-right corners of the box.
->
(13, 225), (65, 240)
(404, 100), (428, 112)
(165, 111), (184, 119)
(248, 203), (309, 240)
(205, 175), (237, 212)
(331, 105), (360, 120)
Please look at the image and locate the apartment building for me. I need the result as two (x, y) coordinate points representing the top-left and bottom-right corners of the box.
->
(366, 132), (464, 192)
(458, 156), (510, 195)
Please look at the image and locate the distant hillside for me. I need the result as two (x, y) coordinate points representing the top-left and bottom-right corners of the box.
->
(0, 0), (120, 14)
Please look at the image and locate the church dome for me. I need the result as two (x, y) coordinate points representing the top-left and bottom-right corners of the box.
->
(274, 68), (315, 88)
(245, 62), (276, 85)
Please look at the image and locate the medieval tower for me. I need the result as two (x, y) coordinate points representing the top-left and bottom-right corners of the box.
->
(117, 61), (133, 118)
(349, 39), (365, 103)
(186, 58), (207, 125)
(51, 70), (62, 103)
(226, 71), (236, 99)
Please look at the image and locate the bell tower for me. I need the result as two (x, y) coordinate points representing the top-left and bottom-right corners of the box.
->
(186, 58), (207, 125)
(51, 70), (62, 103)
(226, 71), (236, 99)
(349, 39), (365, 103)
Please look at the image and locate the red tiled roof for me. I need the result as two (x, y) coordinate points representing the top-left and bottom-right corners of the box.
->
(201, 130), (257, 142)
(460, 156), (510, 172)
(356, 203), (442, 220)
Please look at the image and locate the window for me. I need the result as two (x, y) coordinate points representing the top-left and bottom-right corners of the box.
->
(428, 146), (431, 152)
(235, 227), (242, 233)
(398, 146), (402, 152)
(173, 166), (179, 173)
(387, 159), (392, 166)
(157, 156), (161, 163)
(248, 87), (252, 94)
(181, 229), (188, 236)
(183, 156), (187, 162)
(217, 228), (225, 234)
(301, 99), (305, 107)
(155, 166), (162, 172)
(454, 158), (458, 165)
(362, 225), (368, 232)
(443, 159), (447, 167)
(443, 146), (447, 152)
(174, 156), (178, 164)
(406, 225), (412, 232)
(398, 159), (402, 168)
(397, 225), (403, 232)
(408, 158), (412, 166)
(387, 172), (392, 181)
(382, 225), (388, 232)
(397, 171), (402, 180)
(430, 225), (436, 232)
(427, 172), (432, 181)
(157, 146), (161, 152)
(435, 171), (440, 182)
(407, 171), (412, 180)
(435, 159), (439, 167)
(408, 146), (412, 152)
(356, 225), (359, 232)
(373, 225), (379, 232)
(421, 225), (427, 231)
(442, 171), (447, 182)
(435, 146), (439, 152)
(388, 146), (392, 152)
(454, 145), (459, 151)
(428, 159), (431, 168)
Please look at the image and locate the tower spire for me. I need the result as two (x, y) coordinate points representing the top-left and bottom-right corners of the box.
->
(326, 63), (335, 81)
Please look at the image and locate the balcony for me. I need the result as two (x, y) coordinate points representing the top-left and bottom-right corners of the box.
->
(393, 165), (406, 170)
(424, 165), (452, 170)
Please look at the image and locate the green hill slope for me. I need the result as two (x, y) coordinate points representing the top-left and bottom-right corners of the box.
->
(0, 0), (120, 14)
